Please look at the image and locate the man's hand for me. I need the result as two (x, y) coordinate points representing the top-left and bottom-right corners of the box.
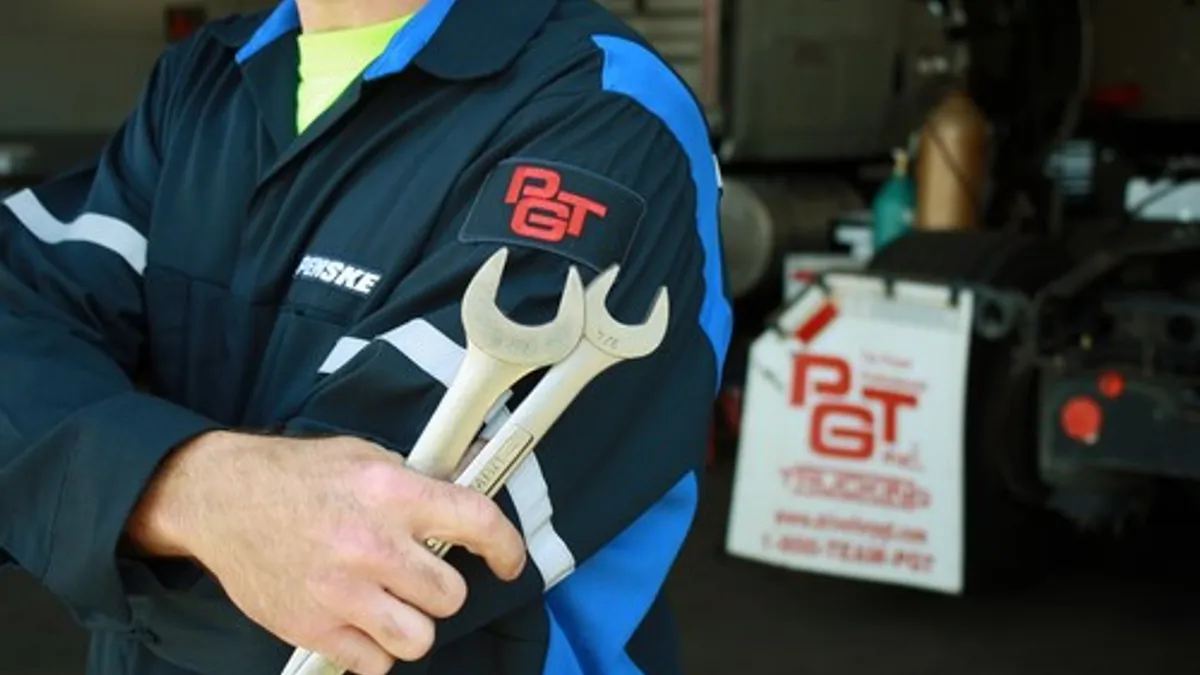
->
(126, 431), (527, 675)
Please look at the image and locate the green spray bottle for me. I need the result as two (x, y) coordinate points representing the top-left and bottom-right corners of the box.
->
(871, 148), (916, 252)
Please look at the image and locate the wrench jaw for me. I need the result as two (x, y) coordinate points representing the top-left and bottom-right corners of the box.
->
(461, 248), (586, 367)
(583, 265), (671, 360)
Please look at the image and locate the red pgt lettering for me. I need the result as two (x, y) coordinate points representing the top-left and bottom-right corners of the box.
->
(792, 354), (851, 403)
(792, 354), (919, 461)
(810, 404), (873, 459)
(505, 166), (609, 243)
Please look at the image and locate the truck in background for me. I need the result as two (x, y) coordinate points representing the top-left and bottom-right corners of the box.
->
(708, 0), (1200, 594)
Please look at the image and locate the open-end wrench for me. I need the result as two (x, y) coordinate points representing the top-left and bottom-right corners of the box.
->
(403, 247), (585, 481)
(426, 264), (670, 557)
(282, 249), (584, 675)
(283, 266), (666, 675)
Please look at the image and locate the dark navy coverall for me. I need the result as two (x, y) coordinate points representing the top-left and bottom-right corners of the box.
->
(0, 0), (731, 673)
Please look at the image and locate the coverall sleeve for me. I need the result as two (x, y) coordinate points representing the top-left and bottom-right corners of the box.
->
(0, 54), (221, 626)
(283, 88), (731, 663)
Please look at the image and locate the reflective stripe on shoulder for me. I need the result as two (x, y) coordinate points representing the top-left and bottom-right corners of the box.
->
(318, 319), (578, 589)
(2, 189), (148, 275)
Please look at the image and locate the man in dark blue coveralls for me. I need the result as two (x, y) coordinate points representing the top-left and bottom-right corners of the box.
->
(0, 0), (731, 673)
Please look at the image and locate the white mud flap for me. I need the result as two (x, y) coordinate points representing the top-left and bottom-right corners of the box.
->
(726, 273), (974, 594)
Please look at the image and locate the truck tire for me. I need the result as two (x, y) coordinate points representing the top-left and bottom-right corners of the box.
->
(869, 230), (1074, 591)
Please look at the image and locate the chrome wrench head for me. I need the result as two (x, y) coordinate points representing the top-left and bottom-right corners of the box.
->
(461, 247), (586, 366)
(582, 265), (670, 359)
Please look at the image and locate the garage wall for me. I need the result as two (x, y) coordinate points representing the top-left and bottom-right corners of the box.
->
(0, 1), (269, 133)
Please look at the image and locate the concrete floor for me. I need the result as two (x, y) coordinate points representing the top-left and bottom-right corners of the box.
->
(4, 460), (1199, 675)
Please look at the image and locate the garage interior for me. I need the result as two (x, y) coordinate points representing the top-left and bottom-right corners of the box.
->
(5, 0), (1200, 674)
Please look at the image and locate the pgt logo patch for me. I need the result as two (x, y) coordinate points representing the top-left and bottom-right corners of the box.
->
(294, 255), (382, 296)
(505, 165), (608, 243)
(459, 158), (646, 272)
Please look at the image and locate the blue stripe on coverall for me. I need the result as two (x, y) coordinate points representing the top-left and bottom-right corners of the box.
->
(540, 35), (731, 675)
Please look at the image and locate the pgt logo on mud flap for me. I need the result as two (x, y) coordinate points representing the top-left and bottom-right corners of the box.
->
(791, 354), (919, 461)
(780, 465), (931, 511)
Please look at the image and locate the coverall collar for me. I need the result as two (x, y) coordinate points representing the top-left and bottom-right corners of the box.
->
(227, 0), (558, 80)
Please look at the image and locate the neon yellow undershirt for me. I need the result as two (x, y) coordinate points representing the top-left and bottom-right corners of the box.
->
(296, 15), (412, 133)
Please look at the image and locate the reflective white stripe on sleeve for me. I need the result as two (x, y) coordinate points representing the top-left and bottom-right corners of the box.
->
(3, 189), (148, 275)
(318, 318), (577, 589)
(317, 336), (370, 375)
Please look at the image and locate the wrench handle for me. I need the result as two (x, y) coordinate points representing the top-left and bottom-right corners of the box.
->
(424, 424), (537, 557)
(423, 343), (619, 556)
(281, 650), (342, 675)
(497, 342), (618, 440)
(405, 346), (531, 480)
